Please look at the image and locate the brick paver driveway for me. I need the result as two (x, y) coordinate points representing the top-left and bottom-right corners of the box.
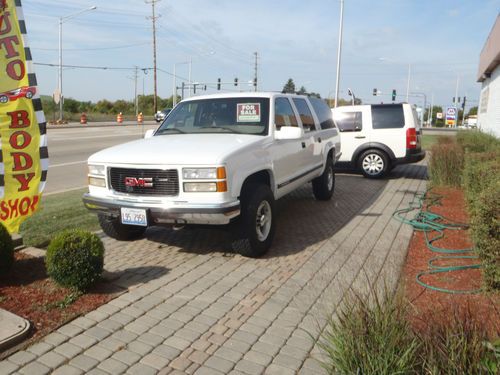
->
(1, 162), (427, 375)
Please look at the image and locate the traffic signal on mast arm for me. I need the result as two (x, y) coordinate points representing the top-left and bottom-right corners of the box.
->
(392, 89), (396, 101)
(462, 96), (466, 110)
(234, 78), (238, 86)
(373, 88), (377, 96)
(217, 78), (221, 90)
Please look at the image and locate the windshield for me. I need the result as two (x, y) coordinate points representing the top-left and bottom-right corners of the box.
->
(156, 97), (270, 135)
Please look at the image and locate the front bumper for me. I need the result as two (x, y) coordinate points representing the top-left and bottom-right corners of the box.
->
(82, 193), (240, 225)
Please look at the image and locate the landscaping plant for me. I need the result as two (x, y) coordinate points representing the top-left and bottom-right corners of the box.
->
(428, 141), (464, 187)
(0, 223), (14, 274)
(317, 287), (420, 375)
(46, 229), (104, 291)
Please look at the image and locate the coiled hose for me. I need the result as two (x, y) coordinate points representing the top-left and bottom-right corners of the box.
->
(393, 190), (481, 294)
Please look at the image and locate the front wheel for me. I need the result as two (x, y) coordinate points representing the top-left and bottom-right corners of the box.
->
(232, 184), (276, 258)
(98, 213), (146, 240)
(312, 157), (335, 200)
(359, 149), (390, 178)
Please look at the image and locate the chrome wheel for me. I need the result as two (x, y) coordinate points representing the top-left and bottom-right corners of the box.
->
(362, 154), (384, 176)
(255, 200), (272, 241)
(327, 166), (334, 191)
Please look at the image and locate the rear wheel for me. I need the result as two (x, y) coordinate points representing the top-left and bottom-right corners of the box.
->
(0, 96), (8, 103)
(232, 184), (276, 258)
(98, 213), (146, 240)
(359, 149), (390, 178)
(312, 157), (335, 200)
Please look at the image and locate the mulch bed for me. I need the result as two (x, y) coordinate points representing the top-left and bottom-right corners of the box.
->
(403, 187), (500, 337)
(0, 251), (121, 353)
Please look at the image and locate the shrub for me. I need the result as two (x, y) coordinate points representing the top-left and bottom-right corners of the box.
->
(428, 141), (464, 187)
(436, 135), (455, 145)
(419, 305), (496, 374)
(463, 152), (499, 213)
(470, 183), (500, 290)
(0, 223), (14, 275)
(317, 288), (420, 375)
(46, 229), (104, 291)
(457, 130), (500, 153)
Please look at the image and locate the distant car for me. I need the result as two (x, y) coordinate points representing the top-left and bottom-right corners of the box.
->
(154, 108), (172, 122)
(332, 103), (425, 178)
(0, 86), (36, 104)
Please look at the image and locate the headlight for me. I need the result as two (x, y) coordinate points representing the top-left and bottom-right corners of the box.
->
(88, 164), (105, 176)
(89, 176), (106, 187)
(183, 168), (217, 180)
(184, 182), (217, 192)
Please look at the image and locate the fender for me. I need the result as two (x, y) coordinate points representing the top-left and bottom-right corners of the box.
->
(351, 142), (396, 164)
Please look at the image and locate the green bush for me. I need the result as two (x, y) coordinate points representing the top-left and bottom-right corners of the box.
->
(428, 142), (464, 187)
(46, 229), (104, 291)
(0, 223), (14, 275)
(463, 152), (499, 213)
(470, 182), (500, 290)
(457, 130), (500, 153)
(317, 288), (420, 375)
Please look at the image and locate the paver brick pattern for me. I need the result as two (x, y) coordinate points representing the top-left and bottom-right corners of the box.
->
(0, 162), (427, 374)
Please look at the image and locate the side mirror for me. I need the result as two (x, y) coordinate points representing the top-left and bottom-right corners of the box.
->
(275, 126), (303, 140)
(144, 129), (155, 139)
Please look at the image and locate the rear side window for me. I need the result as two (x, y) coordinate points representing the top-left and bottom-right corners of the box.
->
(371, 105), (404, 129)
(332, 111), (362, 132)
(309, 98), (336, 129)
(292, 98), (316, 131)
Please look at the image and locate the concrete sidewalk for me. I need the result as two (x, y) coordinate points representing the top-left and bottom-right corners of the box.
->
(0, 162), (427, 375)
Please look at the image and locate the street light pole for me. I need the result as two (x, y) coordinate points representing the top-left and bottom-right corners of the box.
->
(58, 6), (96, 123)
(334, 0), (344, 108)
(406, 63), (411, 102)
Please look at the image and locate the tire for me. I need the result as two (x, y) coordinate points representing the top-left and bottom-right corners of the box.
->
(312, 157), (335, 201)
(232, 184), (276, 258)
(0, 96), (8, 104)
(98, 213), (146, 240)
(358, 149), (390, 178)
(25, 91), (33, 99)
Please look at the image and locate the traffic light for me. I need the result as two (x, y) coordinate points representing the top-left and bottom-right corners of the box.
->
(234, 78), (238, 86)
(193, 83), (197, 94)
(452, 97), (455, 103)
(373, 88), (377, 96)
(457, 97), (461, 103)
(462, 96), (466, 110)
(253, 77), (257, 87)
(392, 89), (396, 101)
(217, 78), (221, 90)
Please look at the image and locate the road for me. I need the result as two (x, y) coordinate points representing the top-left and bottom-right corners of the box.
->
(45, 124), (158, 195)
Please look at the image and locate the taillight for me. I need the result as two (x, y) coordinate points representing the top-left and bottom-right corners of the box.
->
(406, 128), (417, 149)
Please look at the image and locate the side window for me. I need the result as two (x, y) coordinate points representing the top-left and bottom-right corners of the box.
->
(332, 111), (362, 132)
(274, 98), (298, 129)
(309, 97), (336, 129)
(292, 98), (316, 132)
(371, 105), (405, 129)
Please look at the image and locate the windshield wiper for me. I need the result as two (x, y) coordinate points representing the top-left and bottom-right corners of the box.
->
(200, 126), (242, 134)
(156, 128), (185, 134)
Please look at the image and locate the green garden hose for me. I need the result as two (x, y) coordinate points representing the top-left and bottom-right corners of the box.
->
(393, 190), (481, 294)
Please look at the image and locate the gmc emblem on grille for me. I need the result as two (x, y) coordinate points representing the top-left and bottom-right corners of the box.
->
(124, 177), (153, 188)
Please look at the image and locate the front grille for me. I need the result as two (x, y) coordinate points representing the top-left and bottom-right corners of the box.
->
(109, 168), (179, 196)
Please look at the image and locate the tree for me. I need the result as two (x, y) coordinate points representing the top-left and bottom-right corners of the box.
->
(298, 86), (307, 95)
(467, 106), (478, 117)
(282, 78), (296, 93)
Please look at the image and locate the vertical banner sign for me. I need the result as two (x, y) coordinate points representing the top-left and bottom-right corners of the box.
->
(0, 0), (49, 233)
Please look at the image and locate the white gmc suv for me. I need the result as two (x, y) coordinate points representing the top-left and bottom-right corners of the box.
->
(83, 93), (341, 257)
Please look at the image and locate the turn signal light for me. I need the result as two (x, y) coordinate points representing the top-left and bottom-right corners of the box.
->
(217, 181), (227, 192)
(217, 167), (226, 179)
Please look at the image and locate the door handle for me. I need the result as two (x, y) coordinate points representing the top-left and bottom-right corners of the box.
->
(317, 137), (322, 143)
(354, 136), (366, 139)
(301, 142), (306, 148)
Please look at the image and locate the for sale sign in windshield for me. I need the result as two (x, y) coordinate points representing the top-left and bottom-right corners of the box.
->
(237, 103), (261, 122)
(0, 0), (48, 233)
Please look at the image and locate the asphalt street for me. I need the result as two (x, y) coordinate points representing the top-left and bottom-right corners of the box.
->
(45, 123), (158, 195)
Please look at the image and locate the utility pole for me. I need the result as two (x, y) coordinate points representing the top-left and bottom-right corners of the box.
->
(334, 0), (344, 108)
(454, 74), (460, 128)
(406, 63), (411, 102)
(146, 0), (160, 114)
(254, 52), (258, 92)
(429, 93), (434, 127)
(133, 66), (139, 116)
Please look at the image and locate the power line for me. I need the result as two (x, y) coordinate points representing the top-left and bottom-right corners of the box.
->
(32, 42), (150, 52)
(34, 62), (135, 70)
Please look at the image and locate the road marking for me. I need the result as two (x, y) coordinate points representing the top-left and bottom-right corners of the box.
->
(49, 160), (87, 168)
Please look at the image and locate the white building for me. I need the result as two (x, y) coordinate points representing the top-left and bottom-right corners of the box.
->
(477, 15), (500, 137)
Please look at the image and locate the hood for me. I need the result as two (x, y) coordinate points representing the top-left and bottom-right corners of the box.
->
(88, 133), (266, 165)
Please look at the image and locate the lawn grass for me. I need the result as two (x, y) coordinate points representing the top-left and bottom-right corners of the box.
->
(19, 189), (99, 248)
(421, 134), (439, 150)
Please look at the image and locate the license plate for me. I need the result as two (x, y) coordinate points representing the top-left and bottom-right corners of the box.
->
(121, 208), (147, 226)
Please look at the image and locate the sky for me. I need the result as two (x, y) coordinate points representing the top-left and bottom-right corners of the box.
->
(19, 0), (500, 111)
